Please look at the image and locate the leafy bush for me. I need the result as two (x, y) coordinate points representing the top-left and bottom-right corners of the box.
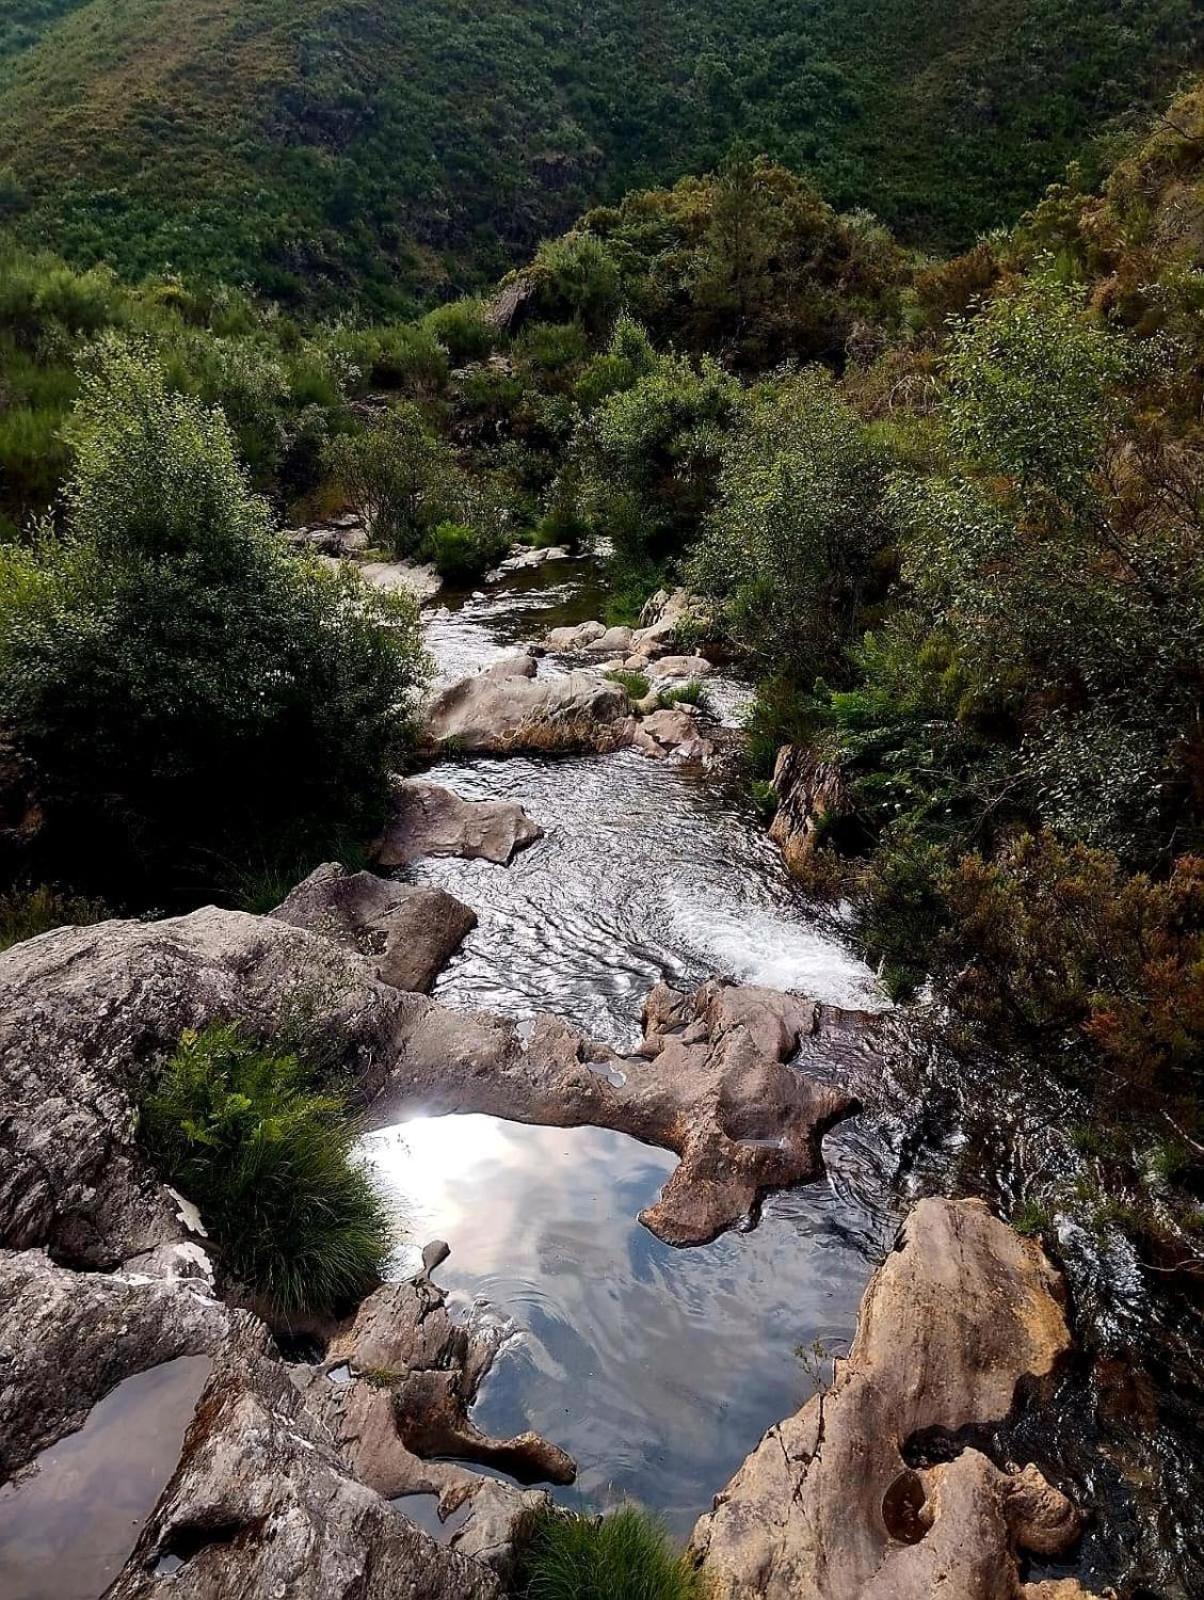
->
(0, 882), (108, 952)
(323, 402), (460, 557)
(427, 519), (505, 583)
(141, 1023), (390, 1318)
(0, 338), (427, 894)
(517, 1506), (706, 1600)
(690, 368), (895, 687)
(420, 298), (495, 364)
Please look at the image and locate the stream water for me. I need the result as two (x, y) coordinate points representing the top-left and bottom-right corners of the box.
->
(368, 558), (1204, 1598)
(366, 559), (900, 1535)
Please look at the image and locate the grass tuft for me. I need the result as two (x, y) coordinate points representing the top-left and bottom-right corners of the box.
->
(517, 1505), (708, 1600)
(140, 1023), (390, 1319)
(606, 668), (651, 701)
(0, 882), (109, 952)
(657, 680), (712, 714)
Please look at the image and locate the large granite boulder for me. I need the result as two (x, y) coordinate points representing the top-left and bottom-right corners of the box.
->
(691, 1197), (1101, 1600)
(270, 863), (476, 992)
(0, 909), (412, 1267)
(424, 662), (631, 754)
(371, 779), (543, 867)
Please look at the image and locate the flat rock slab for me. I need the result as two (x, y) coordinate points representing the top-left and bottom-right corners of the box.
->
(372, 780), (543, 867)
(425, 662), (631, 755)
(691, 1197), (1102, 1600)
(271, 862), (476, 993)
(358, 560), (442, 604)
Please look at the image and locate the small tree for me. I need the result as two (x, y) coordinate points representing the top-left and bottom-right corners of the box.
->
(690, 367), (894, 684)
(0, 337), (427, 893)
(324, 403), (460, 557)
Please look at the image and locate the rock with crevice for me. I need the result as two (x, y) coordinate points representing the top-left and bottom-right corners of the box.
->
(297, 1273), (573, 1576)
(424, 662), (632, 754)
(0, 909), (411, 1267)
(769, 744), (853, 878)
(691, 1197), (1101, 1600)
(270, 862), (476, 993)
(372, 779), (543, 867)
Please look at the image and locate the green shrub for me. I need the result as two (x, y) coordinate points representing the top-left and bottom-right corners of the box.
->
(0, 337), (428, 894)
(517, 1505), (706, 1600)
(427, 519), (506, 583)
(657, 680), (712, 713)
(0, 882), (109, 952)
(421, 298), (495, 364)
(323, 402), (460, 557)
(141, 1023), (390, 1318)
(605, 668), (651, 701)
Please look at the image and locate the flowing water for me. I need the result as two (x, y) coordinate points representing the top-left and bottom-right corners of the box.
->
(367, 559), (1203, 1595)
(367, 560), (900, 1535)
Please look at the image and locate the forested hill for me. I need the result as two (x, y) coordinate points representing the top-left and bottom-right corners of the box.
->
(0, 0), (1198, 312)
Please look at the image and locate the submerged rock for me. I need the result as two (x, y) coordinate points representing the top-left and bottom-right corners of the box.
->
(372, 779), (543, 866)
(690, 1197), (1103, 1600)
(424, 661), (631, 754)
(270, 862), (476, 993)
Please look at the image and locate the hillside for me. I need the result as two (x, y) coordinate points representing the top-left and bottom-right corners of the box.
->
(0, 0), (1198, 311)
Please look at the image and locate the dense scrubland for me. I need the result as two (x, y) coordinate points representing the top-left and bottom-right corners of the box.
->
(0, 0), (1198, 308)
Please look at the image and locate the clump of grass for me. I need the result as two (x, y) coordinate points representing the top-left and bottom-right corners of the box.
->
(606, 668), (651, 701)
(749, 778), (779, 822)
(517, 1505), (708, 1600)
(657, 680), (712, 714)
(0, 882), (109, 952)
(1011, 1199), (1053, 1238)
(219, 834), (375, 915)
(140, 1023), (390, 1319)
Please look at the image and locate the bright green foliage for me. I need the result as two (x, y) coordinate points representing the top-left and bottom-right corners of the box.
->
(0, 0), (1196, 306)
(0, 881), (108, 951)
(324, 404), (461, 558)
(518, 1506), (707, 1600)
(691, 370), (894, 685)
(657, 680), (712, 713)
(0, 338), (427, 892)
(581, 349), (740, 563)
(420, 298), (495, 364)
(141, 1024), (391, 1317)
(606, 669), (651, 701)
(428, 519), (507, 583)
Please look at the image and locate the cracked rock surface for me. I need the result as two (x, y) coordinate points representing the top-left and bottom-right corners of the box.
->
(690, 1196), (1103, 1600)
(270, 861), (477, 993)
(372, 778), (544, 867)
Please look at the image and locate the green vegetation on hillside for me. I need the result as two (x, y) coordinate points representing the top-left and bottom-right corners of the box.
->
(0, 0), (1197, 307)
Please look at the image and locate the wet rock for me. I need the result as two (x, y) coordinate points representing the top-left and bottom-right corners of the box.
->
(631, 705), (717, 764)
(481, 651), (538, 680)
(769, 744), (852, 878)
(372, 779), (543, 867)
(0, 1249), (227, 1479)
(541, 620), (607, 651)
(303, 1278), (575, 1493)
(270, 863), (477, 993)
(425, 663), (631, 755)
(485, 544), (572, 582)
(647, 654), (713, 682)
(691, 1197), (1094, 1600)
(0, 909), (410, 1266)
(359, 559), (443, 604)
(109, 1314), (501, 1600)
(372, 976), (863, 1247)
